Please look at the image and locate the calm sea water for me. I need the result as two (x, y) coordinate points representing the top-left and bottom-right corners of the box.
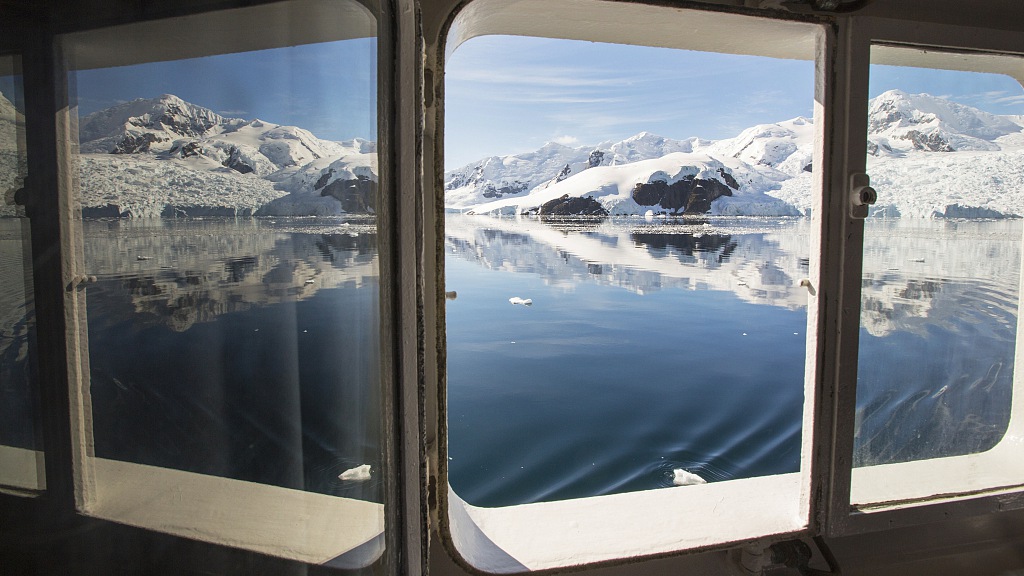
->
(1, 215), (1017, 508)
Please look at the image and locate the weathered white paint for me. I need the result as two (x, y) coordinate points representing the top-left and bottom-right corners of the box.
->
(87, 457), (384, 565)
(0, 445), (46, 492)
(448, 473), (804, 573)
(446, 0), (820, 62)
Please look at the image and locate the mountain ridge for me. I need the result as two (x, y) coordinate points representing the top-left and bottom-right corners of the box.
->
(445, 90), (1024, 218)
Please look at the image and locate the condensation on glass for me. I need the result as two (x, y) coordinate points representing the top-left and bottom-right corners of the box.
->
(0, 54), (45, 495)
(851, 46), (1024, 508)
(60, 0), (385, 567)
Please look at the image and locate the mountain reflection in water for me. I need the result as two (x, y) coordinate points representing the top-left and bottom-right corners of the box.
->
(83, 218), (382, 502)
(445, 215), (1019, 506)
(1, 216), (1019, 508)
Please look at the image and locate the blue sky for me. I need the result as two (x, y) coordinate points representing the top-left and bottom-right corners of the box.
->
(444, 36), (1024, 168)
(68, 35), (1024, 170)
(74, 38), (377, 143)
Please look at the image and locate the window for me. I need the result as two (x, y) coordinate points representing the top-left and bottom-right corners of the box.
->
(438, 2), (825, 570)
(0, 53), (44, 496)
(850, 46), (1024, 509)
(821, 21), (1024, 537)
(56, 0), (387, 566)
(8, 0), (1024, 574)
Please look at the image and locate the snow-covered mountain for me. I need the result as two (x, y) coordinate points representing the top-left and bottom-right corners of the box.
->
(77, 94), (377, 217)
(774, 90), (1024, 218)
(446, 90), (1024, 218)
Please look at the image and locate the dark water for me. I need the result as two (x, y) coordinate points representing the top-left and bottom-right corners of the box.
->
(1, 216), (1017, 509)
(83, 218), (382, 502)
(445, 215), (1018, 507)
(0, 218), (39, 451)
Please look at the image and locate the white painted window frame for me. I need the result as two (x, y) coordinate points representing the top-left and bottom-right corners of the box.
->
(426, 1), (1024, 570)
(429, 1), (833, 571)
(36, 0), (395, 567)
(825, 16), (1024, 538)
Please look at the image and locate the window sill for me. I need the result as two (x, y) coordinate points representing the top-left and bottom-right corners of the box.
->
(448, 472), (804, 573)
(0, 445), (46, 494)
(84, 457), (384, 566)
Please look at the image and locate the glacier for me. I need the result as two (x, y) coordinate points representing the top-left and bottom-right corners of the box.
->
(445, 89), (1024, 219)
(4, 90), (1024, 219)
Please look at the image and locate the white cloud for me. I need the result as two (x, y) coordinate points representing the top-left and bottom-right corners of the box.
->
(551, 135), (579, 146)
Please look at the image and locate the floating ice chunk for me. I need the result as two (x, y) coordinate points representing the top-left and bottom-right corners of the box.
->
(339, 464), (371, 482)
(672, 468), (707, 486)
(509, 297), (533, 306)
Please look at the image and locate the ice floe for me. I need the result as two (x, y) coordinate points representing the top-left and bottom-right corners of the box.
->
(672, 468), (707, 486)
(338, 464), (372, 482)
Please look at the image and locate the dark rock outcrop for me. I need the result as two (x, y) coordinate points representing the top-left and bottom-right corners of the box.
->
(901, 130), (954, 152)
(313, 169), (335, 190)
(112, 132), (163, 154)
(717, 168), (740, 190)
(554, 163), (572, 183)
(481, 181), (528, 199)
(222, 146), (255, 174)
(866, 140), (894, 156)
(538, 194), (608, 216)
(320, 175), (377, 213)
(170, 141), (203, 158)
(588, 150), (605, 168)
(631, 176), (733, 214)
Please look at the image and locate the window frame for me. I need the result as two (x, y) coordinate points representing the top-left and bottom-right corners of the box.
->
(11, 0), (416, 570)
(0, 51), (46, 497)
(427, 0), (1024, 570)
(824, 16), (1024, 538)
(429, 1), (837, 570)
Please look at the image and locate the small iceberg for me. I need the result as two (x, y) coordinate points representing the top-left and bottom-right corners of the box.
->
(509, 297), (533, 306)
(672, 468), (707, 486)
(338, 464), (372, 482)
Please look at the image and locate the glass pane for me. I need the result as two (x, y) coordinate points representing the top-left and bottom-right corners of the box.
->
(852, 47), (1024, 506)
(445, 35), (814, 506)
(66, 2), (384, 565)
(0, 56), (44, 494)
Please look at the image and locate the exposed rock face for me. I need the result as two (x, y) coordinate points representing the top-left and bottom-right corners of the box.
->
(717, 168), (740, 190)
(320, 175), (377, 213)
(113, 132), (163, 154)
(554, 163), (572, 183)
(588, 150), (605, 168)
(223, 146), (255, 174)
(866, 140), (893, 156)
(538, 194), (608, 216)
(631, 176), (733, 214)
(901, 130), (954, 152)
(171, 141), (203, 158)
(481, 181), (528, 199)
(313, 169), (335, 190)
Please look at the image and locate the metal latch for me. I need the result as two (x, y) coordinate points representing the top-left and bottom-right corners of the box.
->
(850, 172), (876, 219)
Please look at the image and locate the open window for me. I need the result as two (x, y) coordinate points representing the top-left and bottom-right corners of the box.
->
(56, 0), (387, 566)
(825, 18), (1024, 536)
(0, 52), (45, 496)
(438, 1), (826, 570)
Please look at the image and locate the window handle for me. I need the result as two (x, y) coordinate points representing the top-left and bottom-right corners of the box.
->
(850, 173), (877, 219)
